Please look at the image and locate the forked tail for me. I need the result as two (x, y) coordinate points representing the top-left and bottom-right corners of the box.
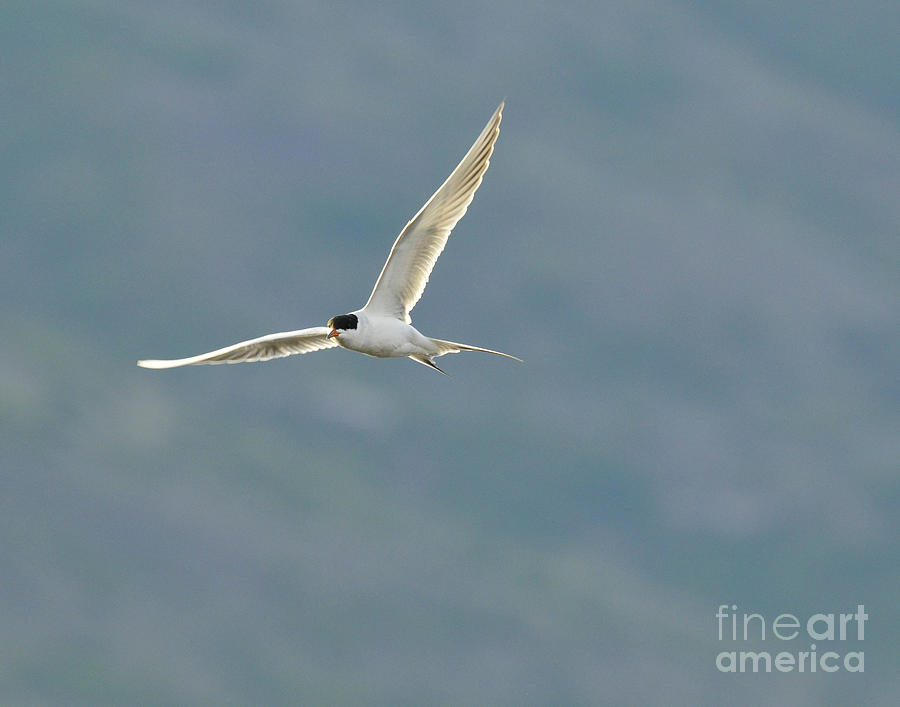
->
(429, 338), (522, 362)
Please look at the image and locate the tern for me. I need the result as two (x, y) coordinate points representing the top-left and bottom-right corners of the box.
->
(138, 102), (520, 375)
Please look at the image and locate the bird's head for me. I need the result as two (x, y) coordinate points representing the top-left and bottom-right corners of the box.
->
(327, 313), (358, 339)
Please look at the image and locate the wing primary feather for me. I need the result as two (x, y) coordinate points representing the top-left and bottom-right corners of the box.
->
(137, 327), (336, 369)
(363, 102), (504, 322)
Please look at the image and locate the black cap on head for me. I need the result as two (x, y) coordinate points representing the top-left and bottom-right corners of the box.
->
(327, 313), (358, 330)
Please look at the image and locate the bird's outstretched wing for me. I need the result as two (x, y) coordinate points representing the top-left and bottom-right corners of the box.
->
(362, 102), (503, 323)
(137, 327), (336, 368)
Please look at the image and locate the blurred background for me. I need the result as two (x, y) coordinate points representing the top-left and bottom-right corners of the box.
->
(2, 1), (897, 704)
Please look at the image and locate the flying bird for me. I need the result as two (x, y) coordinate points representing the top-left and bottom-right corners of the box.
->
(137, 102), (520, 375)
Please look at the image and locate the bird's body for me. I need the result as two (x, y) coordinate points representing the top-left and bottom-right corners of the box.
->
(138, 102), (519, 375)
(334, 312), (433, 359)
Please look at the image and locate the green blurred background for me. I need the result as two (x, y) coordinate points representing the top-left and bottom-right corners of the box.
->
(2, 1), (897, 704)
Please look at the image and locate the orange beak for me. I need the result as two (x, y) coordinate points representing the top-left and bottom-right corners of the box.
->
(328, 329), (339, 339)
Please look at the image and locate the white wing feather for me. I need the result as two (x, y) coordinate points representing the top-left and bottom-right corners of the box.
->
(137, 327), (336, 368)
(362, 102), (504, 322)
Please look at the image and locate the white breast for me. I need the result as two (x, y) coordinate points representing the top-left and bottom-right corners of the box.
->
(334, 312), (435, 358)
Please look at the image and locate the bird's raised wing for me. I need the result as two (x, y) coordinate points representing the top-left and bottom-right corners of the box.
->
(137, 327), (336, 369)
(362, 102), (503, 322)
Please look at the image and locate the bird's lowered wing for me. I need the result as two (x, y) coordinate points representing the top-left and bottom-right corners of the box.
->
(137, 327), (336, 368)
(362, 102), (503, 323)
